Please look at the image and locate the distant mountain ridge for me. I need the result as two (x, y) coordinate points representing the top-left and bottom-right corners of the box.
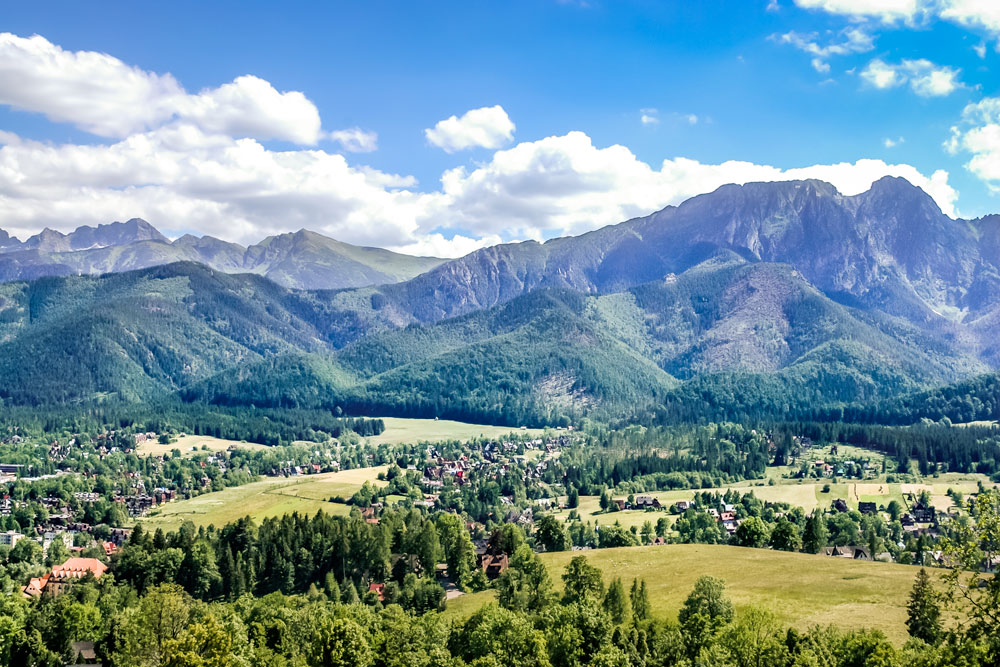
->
(0, 220), (444, 290)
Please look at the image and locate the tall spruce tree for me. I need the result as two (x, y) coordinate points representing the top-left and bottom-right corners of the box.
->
(906, 568), (941, 644)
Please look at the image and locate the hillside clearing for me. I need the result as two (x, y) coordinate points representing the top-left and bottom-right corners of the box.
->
(141, 465), (388, 531)
(136, 434), (268, 457)
(362, 417), (544, 445)
(446, 544), (928, 643)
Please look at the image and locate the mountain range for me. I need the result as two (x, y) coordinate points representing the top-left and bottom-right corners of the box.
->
(3, 176), (999, 424)
(0, 219), (444, 290)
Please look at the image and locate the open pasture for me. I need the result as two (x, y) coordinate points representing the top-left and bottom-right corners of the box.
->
(136, 434), (268, 457)
(142, 465), (388, 531)
(445, 544), (927, 644)
(362, 417), (544, 445)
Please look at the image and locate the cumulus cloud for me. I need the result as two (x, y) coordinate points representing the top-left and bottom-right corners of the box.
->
(0, 33), (322, 144)
(329, 127), (378, 153)
(883, 136), (905, 147)
(425, 105), (515, 152)
(860, 58), (962, 96)
(946, 97), (1000, 191)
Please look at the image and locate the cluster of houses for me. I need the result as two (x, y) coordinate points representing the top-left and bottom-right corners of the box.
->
(1, 522), (130, 560)
(419, 436), (570, 497)
(270, 461), (338, 477)
(611, 495), (662, 511)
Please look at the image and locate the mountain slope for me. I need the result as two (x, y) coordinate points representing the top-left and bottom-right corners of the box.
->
(352, 178), (1000, 349)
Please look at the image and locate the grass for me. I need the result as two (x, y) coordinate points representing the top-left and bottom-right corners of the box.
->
(362, 417), (545, 445)
(141, 465), (388, 531)
(136, 434), (268, 457)
(445, 544), (926, 643)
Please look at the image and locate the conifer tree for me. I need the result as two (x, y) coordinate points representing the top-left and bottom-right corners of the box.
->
(906, 568), (941, 644)
(604, 577), (632, 625)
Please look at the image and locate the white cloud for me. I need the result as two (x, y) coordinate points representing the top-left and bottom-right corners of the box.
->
(860, 58), (962, 96)
(424, 105), (515, 153)
(974, 42), (988, 58)
(0, 124), (453, 251)
(640, 108), (659, 125)
(946, 97), (1000, 191)
(812, 58), (832, 73)
(685, 114), (699, 125)
(860, 59), (905, 88)
(329, 127), (378, 153)
(775, 28), (875, 58)
(0, 33), (322, 144)
(883, 136), (905, 147)
(773, 28), (874, 73)
(939, 0), (1000, 37)
(794, 0), (1000, 40)
(793, 0), (926, 23)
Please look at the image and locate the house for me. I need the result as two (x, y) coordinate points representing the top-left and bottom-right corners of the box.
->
(613, 499), (626, 511)
(368, 583), (386, 602)
(0, 530), (23, 547)
(911, 504), (936, 523)
(634, 496), (661, 509)
(832, 499), (849, 513)
(22, 557), (108, 597)
(858, 502), (877, 515)
(478, 553), (509, 579)
(673, 500), (692, 512)
(70, 641), (98, 665)
(719, 512), (735, 523)
(823, 546), (871, 560)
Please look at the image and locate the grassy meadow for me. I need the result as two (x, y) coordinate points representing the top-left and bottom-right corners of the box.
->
(136, 434), (268, 457)
(141, 465), (388, 531)
(362, 417), (544, 446)
(445, 544), (930, 643)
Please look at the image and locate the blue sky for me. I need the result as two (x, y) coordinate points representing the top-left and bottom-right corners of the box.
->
(1, 0), (999, 255)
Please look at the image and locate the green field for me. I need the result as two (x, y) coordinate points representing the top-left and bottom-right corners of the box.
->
(446, 544), (928, 643)
(362, 417), (544, 445)
(141, 465), (387, 531)
(136, 434), (268, 457)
